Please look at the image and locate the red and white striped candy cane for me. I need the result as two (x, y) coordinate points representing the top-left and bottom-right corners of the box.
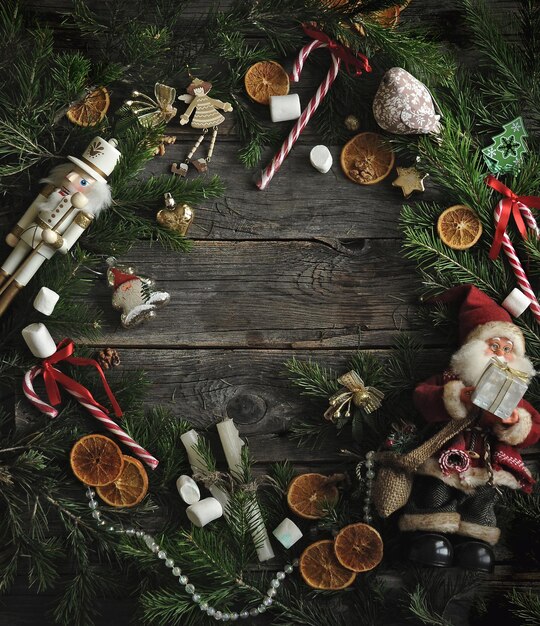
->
(23, 365), (159, 469)
(23, 366), (58, 418)
(494, 200), (540, 323)
(256, 39), (340, 190)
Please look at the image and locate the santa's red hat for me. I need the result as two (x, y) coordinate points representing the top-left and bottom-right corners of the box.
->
(434, 285), (525, 355)
(108, 267), (136, 290)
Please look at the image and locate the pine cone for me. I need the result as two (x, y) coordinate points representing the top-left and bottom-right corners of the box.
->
(344, 114), (360, 132)
(95, 347), (121, 369)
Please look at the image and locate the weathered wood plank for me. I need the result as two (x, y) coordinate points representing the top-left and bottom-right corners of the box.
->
(94, 346), (449, 462)
(83, 239), (440, 349)
(145, 140), (443, 241)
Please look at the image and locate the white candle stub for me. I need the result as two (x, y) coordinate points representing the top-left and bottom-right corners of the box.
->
(186, 497), (223, 528)
(270, 94), (301, 123)
(176, 475), (200, 505)
(272, 517), (303, 549)
(501, 288), (531, 318)
(180, 429), (231, 512)
(33, 287), (60, 316)
(21, 323), (57, 358)
(309, 145), (332, 174)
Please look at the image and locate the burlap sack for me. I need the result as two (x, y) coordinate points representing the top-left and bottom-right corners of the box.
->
(372, 414), (477, 518)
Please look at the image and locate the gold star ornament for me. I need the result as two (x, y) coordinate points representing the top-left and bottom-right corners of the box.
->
(392, 166), (428, 198)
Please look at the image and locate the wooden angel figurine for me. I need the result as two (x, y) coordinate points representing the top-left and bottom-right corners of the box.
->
(172, 78), (233, 177)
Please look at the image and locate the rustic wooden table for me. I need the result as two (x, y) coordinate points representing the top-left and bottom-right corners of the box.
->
(3, 1), (538, 624)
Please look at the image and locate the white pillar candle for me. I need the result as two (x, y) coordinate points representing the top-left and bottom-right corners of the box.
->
(186, 497), (223, 528)
(502, 288), (531, 317)
(216, 418), (275, 562)
(33, 287), (60, 316)
(273, 517), (303, 549)
(176, 475), (200, 505)
(270, 94), (301, 123)
(216, 418), (244, 474)
(21, 323), (57, 358)
(309, 145), (333, 174)
(180, 429), (230, 510)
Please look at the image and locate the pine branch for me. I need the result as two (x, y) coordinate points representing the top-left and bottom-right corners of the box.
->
(408, 585), (452, 626)
(505, 588), (540, 626)
(285, 357), (340, 398)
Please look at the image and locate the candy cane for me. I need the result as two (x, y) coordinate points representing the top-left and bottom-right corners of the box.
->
(494, 200), (540, 323)
(23, 366), (58, 418)
(256, 41), (341, 190)
(23, 365), (159, 469)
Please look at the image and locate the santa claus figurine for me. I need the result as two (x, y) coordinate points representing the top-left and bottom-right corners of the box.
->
(0, 137), (121, 317)
(401, 285), (540, 572)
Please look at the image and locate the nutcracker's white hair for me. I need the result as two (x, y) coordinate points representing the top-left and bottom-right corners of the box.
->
(40, 162), (112, 216)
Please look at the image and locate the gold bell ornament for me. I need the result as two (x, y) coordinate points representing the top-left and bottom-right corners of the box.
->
(324, 370), (384, 422)
(156, 193), (194, 236)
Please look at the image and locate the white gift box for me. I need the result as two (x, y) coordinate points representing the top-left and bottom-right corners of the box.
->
(471, 357), (531, 420)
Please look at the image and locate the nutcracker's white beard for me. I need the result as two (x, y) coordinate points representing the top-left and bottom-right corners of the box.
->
(451, 338), (535, 386)
(39, 163), (112, 216)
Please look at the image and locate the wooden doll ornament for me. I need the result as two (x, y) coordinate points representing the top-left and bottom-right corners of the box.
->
(172, 78), (233, 177)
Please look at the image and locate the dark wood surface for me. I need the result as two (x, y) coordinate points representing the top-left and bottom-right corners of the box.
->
(3, 1), (538, 625)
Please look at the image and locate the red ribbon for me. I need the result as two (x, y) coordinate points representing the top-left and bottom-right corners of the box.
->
(486, 175), (540, 260)
(41, 339), (123, 418)
(302, 24), (371, 76)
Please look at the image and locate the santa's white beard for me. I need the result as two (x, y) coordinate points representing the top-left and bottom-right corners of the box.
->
(450, 338), (535, 385)
(39, 163), (112, 216)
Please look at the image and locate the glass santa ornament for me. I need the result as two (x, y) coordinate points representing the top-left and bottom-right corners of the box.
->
(106, 257), (170, 328)
(0, 137), (121, 317)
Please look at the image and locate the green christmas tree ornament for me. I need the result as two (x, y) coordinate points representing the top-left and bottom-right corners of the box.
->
(482, 117), (528, 175)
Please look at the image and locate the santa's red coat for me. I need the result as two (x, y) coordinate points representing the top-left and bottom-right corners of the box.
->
(413, 370), (540, 492)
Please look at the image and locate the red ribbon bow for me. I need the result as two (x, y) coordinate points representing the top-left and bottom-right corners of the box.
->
(302, 24), (371, 76)
(486, 175), (540, 260)
(41, 339), (123, 418)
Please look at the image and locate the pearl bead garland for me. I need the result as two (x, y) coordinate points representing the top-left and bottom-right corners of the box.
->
(85, 487), (298, 620)
(356, 451), (376, 523)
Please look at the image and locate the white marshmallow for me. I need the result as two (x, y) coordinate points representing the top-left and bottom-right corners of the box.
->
(33, 287), (60, 316)
(310, 145), (333, 173)
(501, 288), (531, 318)
(272, 517), (303, 549)
(21, 323), (57, 358)
(270, 94), (301, 123)
(186, 497), (223, 528)
(176, 475), (200, 505)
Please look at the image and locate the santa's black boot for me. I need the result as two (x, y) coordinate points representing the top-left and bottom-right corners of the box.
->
(452, 539), (494, 573)
(407, 532), (454, 568)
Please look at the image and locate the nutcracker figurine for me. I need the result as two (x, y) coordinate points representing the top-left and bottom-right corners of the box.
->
(0, 137), (121, 317)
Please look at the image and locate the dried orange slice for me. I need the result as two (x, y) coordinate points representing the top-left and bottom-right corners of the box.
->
(334, 523), (384, 573)
(300, 540), (357, 590)
(437, 205), (483, 250)
(371, 6), (401, 27)
(340, 132), (395, 185)
(287, 473), (339, 520)
(96, 455), (149, 508)
(70, 434), (124, 487)
(66, 86), (110, 126)
(244, 61), (290, 105)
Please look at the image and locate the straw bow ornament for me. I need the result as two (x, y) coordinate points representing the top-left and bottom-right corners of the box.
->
(324, 371), (384, 422)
